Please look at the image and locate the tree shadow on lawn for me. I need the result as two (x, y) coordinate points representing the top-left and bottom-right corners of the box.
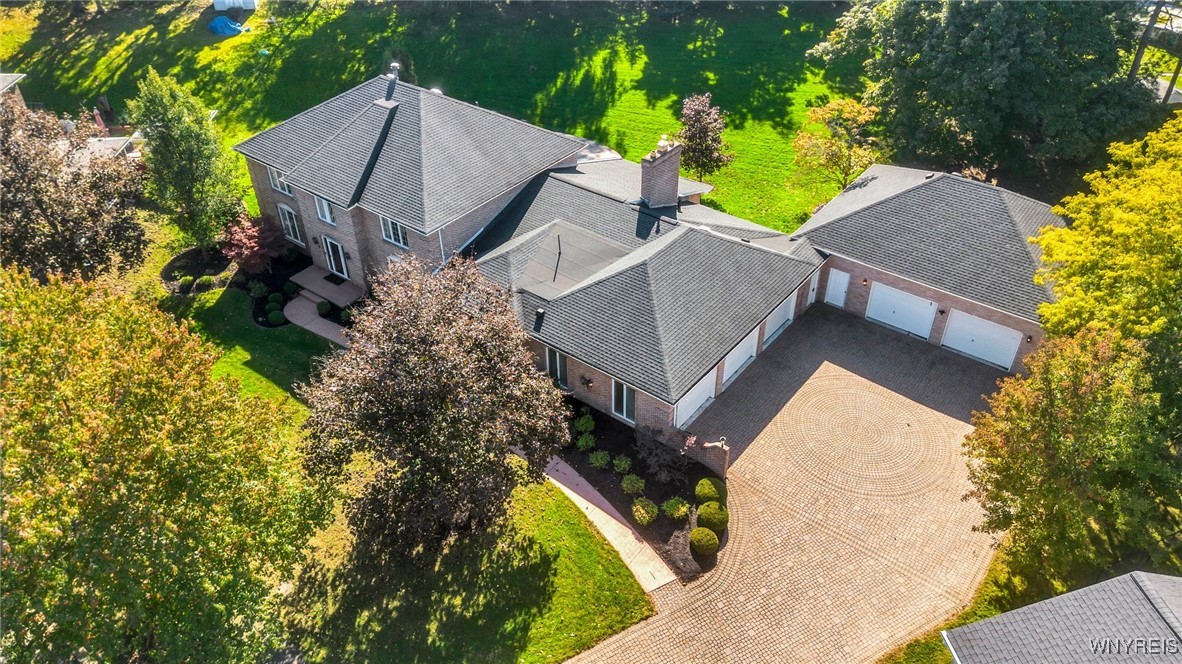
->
(282, 523), (559, 663)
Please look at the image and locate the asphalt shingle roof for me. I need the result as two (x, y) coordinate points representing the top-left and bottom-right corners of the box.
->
(235, 76), (585, 234)
(944, 572), (1182, 664)
(474, 173), (819, 403)
(0, 72), (24, 93)
(796, 164), (1065, 322)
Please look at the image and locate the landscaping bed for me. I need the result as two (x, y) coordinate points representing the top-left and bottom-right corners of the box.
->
(557, 399), (727, 582)
(160, 247), (232, 295)
(226, 250), (314, 328)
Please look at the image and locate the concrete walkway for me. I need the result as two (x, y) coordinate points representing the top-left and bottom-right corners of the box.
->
(282, 294), (349, 347)
(545, 456), (677, 593)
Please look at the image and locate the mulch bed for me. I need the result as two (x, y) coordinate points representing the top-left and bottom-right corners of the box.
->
(228, 252), (315, 328)
(557, 399), (723, 582)
(160, 247), (232, 294)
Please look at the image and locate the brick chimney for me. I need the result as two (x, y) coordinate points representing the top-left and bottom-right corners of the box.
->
(640, 134), (683, 209)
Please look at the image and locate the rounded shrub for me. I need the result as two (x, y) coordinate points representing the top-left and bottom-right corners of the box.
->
(573, 412), (595, 435)
(588, 450), (610, 469)
(694, 477), (727, 505)
(340, 309), (353, 324)
(620, 473), (645, 496)
(575, 433), (596, 452)
(247, 280), (267, 299)
(661, 496), (690, 521)
(267, 310), (287, 326)
(690, 527), (720, 555)
(612, 455), (632, 474)
(177, 276), (195, 292)
(283, 281), (299, 296)
(195, 275), (214, 291)
(265, 302), (282, 313)
(268, 292), (284, 304)
(316, 300), (331, 316)
(632, 497), (658, 526)
(697, 501), (729, 533)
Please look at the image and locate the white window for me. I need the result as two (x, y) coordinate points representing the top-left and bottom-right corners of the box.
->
(612, 380), (636, 423)
(546, 348), (568, 388)
(314, 196), (335, 225)
(276, 204), (302, 245)
(267, 166), (291, 195)
(380, 216), (409, 248)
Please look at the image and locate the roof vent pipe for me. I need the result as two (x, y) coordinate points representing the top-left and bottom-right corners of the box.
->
(385, 62), (400, 101)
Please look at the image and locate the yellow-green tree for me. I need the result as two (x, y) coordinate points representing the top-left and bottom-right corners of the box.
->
(792, 99), (883, 189)
(1, 269), (328, 663)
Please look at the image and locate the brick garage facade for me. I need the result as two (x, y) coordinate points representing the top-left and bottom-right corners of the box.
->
(817, 254), (1043, 372)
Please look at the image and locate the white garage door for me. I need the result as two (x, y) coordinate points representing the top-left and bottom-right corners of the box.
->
(866, 282), (937, 339)
(722, 327), (760, 383)
(676, 371), (716, 428)
(762, 294), (796, 347)
(942, 309), (1023, 370)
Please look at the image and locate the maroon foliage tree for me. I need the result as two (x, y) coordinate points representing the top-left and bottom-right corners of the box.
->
(221, 212), (285, 274)
(676, 92), (735, 181)
(299, 257), (570, 555)
(0, 99), (146, 280)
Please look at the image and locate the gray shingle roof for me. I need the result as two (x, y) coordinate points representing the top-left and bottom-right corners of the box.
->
(944, 572), (1182, 664)
(235, 77), (585, 233)
(550, 159), (712, 203)
(474, 174), (819, 403)
(0, 72), (24, 93)
(796, 165), (1065, 322)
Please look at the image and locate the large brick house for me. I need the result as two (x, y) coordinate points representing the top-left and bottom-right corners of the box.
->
(237, 68), (1064, 435)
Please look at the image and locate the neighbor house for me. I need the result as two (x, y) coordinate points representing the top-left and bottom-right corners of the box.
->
(1, 72), (26, 108)
(237, 68), (1064, 437)
(942, 571), (1182, 663)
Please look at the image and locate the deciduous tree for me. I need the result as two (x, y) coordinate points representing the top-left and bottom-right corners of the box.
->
(300, 257), (569, 555)
(128, 68), (241, 257)
(0, 100), (146, 279)
(811, 0), (1154, 171)
(222, 211), (286, 274)
(676, 92), (734, 181)
(1, 268), (328, 663)
(792, 99), (883, 189)
(963, 330), (1181, 580)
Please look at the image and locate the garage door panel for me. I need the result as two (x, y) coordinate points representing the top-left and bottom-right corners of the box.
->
(942, 310), (1022, 369)
(763, 294), (796, 346)
(866, 283), (937, 339)
(723, 327), (760, 383)
(676, 371), (716, 428)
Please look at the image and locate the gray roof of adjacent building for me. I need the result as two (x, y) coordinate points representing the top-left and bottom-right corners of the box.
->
(234, 76), (586, 234)
(943, 572), (1182, 664)
(0, 72), (24, 93)
(473, 168), (820, 403)
(796, 164), (1066, 322)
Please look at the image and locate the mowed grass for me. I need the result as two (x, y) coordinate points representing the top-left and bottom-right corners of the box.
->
(287, 475), (653, 664)
(1, 1), (851, 230)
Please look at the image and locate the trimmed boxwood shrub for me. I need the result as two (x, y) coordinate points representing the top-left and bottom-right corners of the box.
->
(620, 473), (645, 496)
(612, 455), (632, 474)
(265, 302), (282, 313)
(177, 276), (195, 293)
(195, 275), (214, 290)
(573, 412), (595, 435)
(588, 450), (610, 469)
(690, 527), (720, 555)
(340, 309), (352, 323)
(695, 477), (727, 505)
(697, 501), (729, 532)
(284, 281), (299, 296)
(267, 292), (284, 304)
(575, 433), (596, 452)
(632, 497), (658, 526)
(267, 310), (287, 325)
(661, 496), (690, 521)
(316, 300), (331, 316)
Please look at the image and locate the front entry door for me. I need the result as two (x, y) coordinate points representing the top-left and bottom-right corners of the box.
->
(323, 236), (349, 280)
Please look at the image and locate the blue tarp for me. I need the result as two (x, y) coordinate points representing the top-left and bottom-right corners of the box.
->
(208, 16), (244, 36)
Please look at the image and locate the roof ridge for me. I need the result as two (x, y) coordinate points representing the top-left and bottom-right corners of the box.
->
(684, 223), (820, 269)
(234, 77), (380, 152)
(283, 101), (382, 205)
(1131, 572), (1182, 642)
(794, 170), (939, 239)
(414, 78), (586, 147)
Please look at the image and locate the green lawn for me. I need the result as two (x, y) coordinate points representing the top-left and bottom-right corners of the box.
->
(286, 476), (653, 664)
(1, 1), (851, 230)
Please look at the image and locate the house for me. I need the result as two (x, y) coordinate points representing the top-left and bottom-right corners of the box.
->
(1, 72), (26, 108)
(237, 67), (1065, 435)
(942, 571), (1182, 663)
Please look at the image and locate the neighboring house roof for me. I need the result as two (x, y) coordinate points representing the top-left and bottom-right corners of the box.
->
(944, 572), (1182, 664)
(796, 164), (1065, 322)
(474, 167), (820, 404)
(0, 72), (25, 93)
(235, 76), (585, 234)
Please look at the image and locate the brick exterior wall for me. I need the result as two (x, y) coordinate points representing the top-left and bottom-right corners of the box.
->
(353, 206), (436, 274)
(817, 255), (1043, 372)
(641, 143), (683, 208)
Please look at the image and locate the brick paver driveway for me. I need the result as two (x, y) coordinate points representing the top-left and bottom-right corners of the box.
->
(573, 306), (1004, 663)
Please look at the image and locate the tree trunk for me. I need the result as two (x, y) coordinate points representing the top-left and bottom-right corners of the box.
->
(1165, 53), (1182, 103)
(1130, 0), (1167, 82)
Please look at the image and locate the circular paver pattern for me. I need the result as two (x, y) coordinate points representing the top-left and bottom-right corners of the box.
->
(766, 371), (963, 499)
